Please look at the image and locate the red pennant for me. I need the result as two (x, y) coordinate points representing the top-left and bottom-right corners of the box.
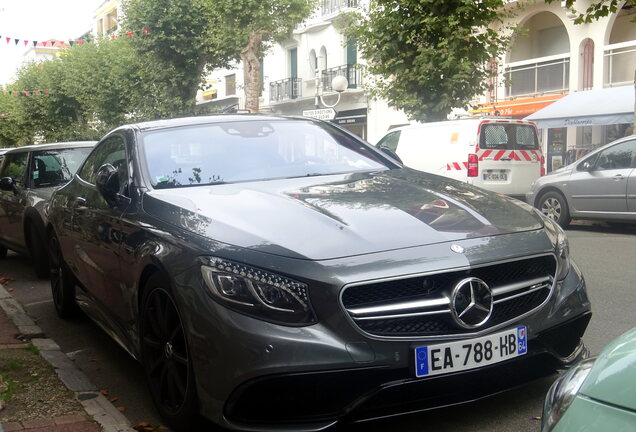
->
(78, 40), (84, 45)
(12, 91), (18, 95)
(23, 91), (29, 96)
(110, 35), (116, 40)
(42, 41), (48, 47)
(143, 28), (149, 34)
(5, 37), (10, 44)
(35, 90), (40, 95)
(127, 32), (133, 37)
(3, 91), (7, 95)
(23, 40), (29, 46)
(44, 90), (49, 94)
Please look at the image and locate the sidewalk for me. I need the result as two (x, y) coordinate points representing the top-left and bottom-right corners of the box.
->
(0, 285), (135, 432)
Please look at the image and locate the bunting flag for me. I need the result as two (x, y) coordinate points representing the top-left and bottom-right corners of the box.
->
(0, 29), (149, 49)
(1, 89), (50, 96)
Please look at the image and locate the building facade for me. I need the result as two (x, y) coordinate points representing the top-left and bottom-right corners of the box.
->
(199, 0), (635, 163)
(480, 0), (635, 171)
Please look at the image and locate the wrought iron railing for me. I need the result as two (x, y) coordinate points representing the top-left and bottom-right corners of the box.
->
(269, 78), (302, 103)
(504, 54), (570, 98)
(604, 40), (636, 87)
(321, 0), (359, 15)
(321, 64), (363, 91)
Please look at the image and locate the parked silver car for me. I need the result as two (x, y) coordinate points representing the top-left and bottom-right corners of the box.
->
(526, 135), (636, 226)
(0, 142), (95, 277)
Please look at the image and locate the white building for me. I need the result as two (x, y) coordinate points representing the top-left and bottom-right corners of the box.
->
(478, 0), (635, 171)
(198, 0), (635, 166)
(196, 0), (410, 143)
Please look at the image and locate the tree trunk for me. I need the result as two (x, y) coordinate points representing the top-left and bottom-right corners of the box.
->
(241, 31), (265, 113)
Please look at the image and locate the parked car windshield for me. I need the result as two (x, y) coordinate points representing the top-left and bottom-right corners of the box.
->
(480, 124), (539, 150)
(32, 147), (92, 188)
(142, 120), (389, 188)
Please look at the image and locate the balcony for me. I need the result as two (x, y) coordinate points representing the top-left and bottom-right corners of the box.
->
(504, 54), (570, 98)
(321, 0), (359, 16)
(604, 40), (636, 87)
(269, 78), (302, 103)
(321, 64), (363, 91)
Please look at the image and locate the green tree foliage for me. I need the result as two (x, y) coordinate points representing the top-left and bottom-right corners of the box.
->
(1, 37), (143, 146)
(347, 0), (512, 122)
(551, 0), (635, 23)
(122, 0), (239, 117)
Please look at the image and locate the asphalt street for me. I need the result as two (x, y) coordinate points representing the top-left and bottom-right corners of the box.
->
(0, 220), (635, 432)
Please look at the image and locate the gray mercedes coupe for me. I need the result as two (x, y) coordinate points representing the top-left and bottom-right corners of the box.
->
(45, 115), (591, 431)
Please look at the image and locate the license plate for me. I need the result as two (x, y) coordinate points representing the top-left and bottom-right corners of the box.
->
(414, 326), (527, 377)
(483, 171), (508, 181)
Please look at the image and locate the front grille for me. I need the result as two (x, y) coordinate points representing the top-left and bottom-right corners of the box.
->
(341, 255), (556, 338)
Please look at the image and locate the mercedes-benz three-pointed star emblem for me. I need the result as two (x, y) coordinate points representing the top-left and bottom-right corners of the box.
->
(450, 277), (493, 329)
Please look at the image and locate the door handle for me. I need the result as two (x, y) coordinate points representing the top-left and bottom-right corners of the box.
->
(612, 174), (625, 181)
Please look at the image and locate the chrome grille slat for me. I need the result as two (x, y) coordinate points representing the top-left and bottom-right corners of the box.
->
(340, 254), (557, 338)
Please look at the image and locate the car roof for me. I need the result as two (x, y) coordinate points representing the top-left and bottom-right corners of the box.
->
(3, 141), (97, 154)
(127, 114), (308, 132)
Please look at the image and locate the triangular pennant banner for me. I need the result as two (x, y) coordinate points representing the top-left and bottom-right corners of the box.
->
(34, 90), (40, 95)
(6, 37), (11, 44)
(32, 41), (38, 47)
(23, 40), (29, 46)
(143, 28), (149, 34)
(14, 39), (20, 45)
(44, 90), (49, 94)
(77, 40), (84, 45)
(42, 41), (48, 47)
(127, 32), (133, 37)
(69, 41), (74, 46)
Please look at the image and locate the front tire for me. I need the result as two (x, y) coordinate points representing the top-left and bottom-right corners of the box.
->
(0, 246), (7, 259)
(48, 233), (80, 319)
(538, 191), (571, 227)
(140, 274), (199, 431)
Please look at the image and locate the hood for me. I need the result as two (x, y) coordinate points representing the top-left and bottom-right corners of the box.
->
(580, 327), (636, 411)
(142, 169), (543, 260)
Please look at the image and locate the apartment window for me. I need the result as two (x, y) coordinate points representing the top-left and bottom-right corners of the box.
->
(225, 74), (236, 96)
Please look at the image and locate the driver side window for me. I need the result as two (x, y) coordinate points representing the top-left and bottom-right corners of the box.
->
(592, 140), (636, 171)
(79, 136), (128, 187)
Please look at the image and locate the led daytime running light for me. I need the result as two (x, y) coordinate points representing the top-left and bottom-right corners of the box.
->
(206, 257), (310, 309)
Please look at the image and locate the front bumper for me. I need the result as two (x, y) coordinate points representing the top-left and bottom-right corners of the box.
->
(224, 313), (590, 429)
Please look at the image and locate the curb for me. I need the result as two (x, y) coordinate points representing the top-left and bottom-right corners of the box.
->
(0, 284), (136, 432)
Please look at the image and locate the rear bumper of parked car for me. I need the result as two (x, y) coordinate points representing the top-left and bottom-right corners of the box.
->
(183, 256), (591, 431)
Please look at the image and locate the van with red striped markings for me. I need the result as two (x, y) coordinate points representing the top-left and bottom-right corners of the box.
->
(376, 118), (543, 199)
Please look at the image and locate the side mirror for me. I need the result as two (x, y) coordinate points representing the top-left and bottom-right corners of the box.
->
(0, 177), (16, 192)
(95, 164), (119, 206)
(379, 146), (403, 164)
(581, 161), (594, 171)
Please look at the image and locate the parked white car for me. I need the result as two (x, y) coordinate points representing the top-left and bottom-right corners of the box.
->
(376, 118), (544, 199)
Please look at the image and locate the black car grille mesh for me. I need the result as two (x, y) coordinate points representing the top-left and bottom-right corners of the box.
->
(342, 255), (556, 337)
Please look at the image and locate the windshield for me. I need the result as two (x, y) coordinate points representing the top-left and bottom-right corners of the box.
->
(142, 120), (389, 189)
(32, 147), (92, 188)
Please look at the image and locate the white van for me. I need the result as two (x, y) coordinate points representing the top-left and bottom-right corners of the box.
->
(376, 118), (544, 198)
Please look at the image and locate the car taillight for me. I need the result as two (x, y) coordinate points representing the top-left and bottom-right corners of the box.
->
(540, 155), (546, 176)
(468, 153), (478, 177)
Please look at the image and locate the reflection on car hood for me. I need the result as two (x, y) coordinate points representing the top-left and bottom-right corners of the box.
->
(580, 327), (636, 411)
(142, 169), (543, 260)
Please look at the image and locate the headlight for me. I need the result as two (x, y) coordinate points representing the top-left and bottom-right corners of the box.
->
(542, 357), (596, 432)
(535, 209), (570, 280)
(200, 257), (316, 325)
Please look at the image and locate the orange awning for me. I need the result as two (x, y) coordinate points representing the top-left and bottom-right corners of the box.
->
(472, 94), (566, 117)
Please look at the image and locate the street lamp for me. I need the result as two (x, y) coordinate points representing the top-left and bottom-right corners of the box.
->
(314, 69), (348, 109)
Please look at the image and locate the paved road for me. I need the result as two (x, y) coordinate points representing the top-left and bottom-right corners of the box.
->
(1, 221), (635, 432)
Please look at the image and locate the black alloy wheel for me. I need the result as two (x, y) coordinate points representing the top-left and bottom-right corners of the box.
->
(48, 233), (79, 319)
(141, 274), (199, 430)
(28, 223), (49, 279)
(538, 190), (571, 227)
